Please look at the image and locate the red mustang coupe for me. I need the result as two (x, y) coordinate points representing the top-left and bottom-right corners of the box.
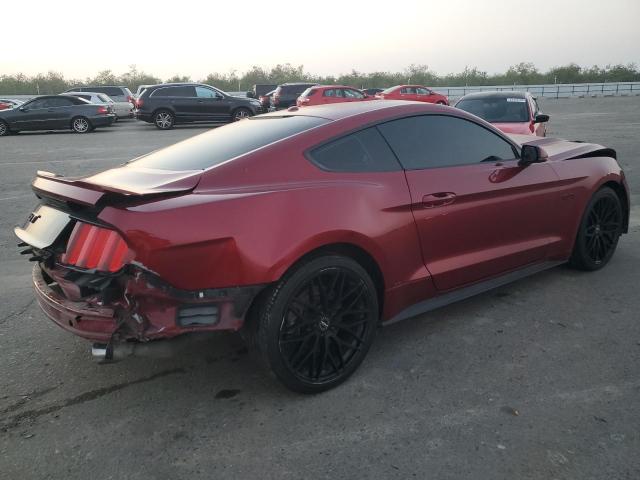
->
(296, 85), (371, 107)
(376, 85), (449, 105)
(15, 101), (629, 393)
(455, 91), (548, 136)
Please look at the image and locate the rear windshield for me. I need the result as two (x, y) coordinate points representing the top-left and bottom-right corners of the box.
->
(128, 116), (328, 171)
(300, 88), (317, 97)
(381, 86), (398, 94)
(456, 97), (530, 123)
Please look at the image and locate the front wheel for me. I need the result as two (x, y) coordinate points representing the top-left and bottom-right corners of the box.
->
(232, 107), (252, 122)
(254, 255), (379, 393)
(0, 120), (9, 136)
(154, 110), (174, 130)
(569, 186), (623, 271)
(71, 117), (91, 133)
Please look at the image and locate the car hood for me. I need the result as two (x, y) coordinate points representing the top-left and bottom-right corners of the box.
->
(507, 134), (616, 161)
(492, 122), (533, 135)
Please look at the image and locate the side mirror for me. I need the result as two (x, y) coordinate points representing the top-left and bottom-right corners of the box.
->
(519, 144), (548, 167)
(534, 114), (549, 123)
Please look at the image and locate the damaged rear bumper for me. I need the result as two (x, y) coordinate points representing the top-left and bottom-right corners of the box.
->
(32, 263), (264, 343)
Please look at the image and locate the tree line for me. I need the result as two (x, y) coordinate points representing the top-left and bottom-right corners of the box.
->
(1, 62), (639, 95)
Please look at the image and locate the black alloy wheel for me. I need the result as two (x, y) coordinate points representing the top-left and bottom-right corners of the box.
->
(570, 186), (623, 270)
(254, 255), (378, 393)
(0, 120), (8, 136)
(232, 108), (252, 121)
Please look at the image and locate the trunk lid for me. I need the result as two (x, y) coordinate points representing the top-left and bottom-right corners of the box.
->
(507, 134), (615, 161)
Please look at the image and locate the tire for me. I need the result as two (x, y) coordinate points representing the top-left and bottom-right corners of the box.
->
(154, 110), (174, 130)
(0, 120), (9, 136)
(569, 186), (623, 271)
(71, 116), (91, 133)
(253, 255), (379, 393)
(232, 107), (252, 122)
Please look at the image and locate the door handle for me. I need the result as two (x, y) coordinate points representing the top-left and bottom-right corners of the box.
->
(422, 192), (456, 208)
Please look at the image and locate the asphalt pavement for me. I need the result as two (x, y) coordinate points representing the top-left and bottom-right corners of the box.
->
(0, 97), (639, 479)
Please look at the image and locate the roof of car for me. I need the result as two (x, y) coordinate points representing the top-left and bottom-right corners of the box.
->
(260, 100), (451, 122)
(458, 90), (528, 99)
(312, 85), (361, 90)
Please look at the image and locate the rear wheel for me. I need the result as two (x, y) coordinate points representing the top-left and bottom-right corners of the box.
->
(71, 117), (91, 133)
(232, 107), (252, 122)
(0, 120), (8, 136)
(154, 110), (174, 130)
(254, 255), (379, 393)
(569, 187), (623, 270)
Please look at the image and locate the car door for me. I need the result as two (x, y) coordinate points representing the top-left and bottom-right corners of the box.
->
(194, 86), (231, 120)
(399, 87), (417, 101)
(12, 98), (53, 130)
(321, 89), (337, 104)
(164, 86), (198, 120)
(46, 97), (77, 129)
(377, 114), (564, 291)
(416, 87), (434, 103)
(343, 88), (366, 102)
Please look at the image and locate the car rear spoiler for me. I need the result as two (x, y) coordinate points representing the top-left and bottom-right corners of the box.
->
(32, 168), (202, 207)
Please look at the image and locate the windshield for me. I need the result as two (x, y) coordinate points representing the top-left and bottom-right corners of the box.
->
(129, 115), (329, 171)
(456, 97), (530, 123)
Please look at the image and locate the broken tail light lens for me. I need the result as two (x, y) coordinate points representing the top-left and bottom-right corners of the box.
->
(61, 222), (131, 272)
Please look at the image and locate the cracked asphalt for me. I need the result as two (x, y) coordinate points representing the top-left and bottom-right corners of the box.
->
(1, 97), (639, 479)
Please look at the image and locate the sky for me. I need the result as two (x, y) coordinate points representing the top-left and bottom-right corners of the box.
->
(3, 0), (639, 79)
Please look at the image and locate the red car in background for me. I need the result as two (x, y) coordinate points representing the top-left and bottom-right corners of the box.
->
(15, 101), (629, 393)
(0, 99), (23, 110)
(376, 85), (449, 105)
(455, 91), (549, 136)
(297, 85), (372, 107)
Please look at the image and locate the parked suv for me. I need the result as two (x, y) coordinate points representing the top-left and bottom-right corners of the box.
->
(135, 83), (263, 129)
(64, 86), (134, 104)
(270, 82), (318, 110)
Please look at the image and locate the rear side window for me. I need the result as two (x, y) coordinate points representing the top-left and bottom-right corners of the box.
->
(130, 116), (328, 171)
(309, 127), (401, 173)
(152, 86), (196, 97)
(48, 97), (75, 107)
(378, 115), (518, 170)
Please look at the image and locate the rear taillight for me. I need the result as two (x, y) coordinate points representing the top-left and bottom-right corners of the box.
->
(61, 222), (131, 272)
(96, 106), (108, 114)
(127, 95), (133, 103)
(135, 98), (143, 108)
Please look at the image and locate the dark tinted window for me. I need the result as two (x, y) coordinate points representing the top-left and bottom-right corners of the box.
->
(456, 96), (530, 123)
(130, 116), (328, 171)
(25, 99), (48, 109)
(88, 86), (123, 97)
(378, 115), (518, 169)
(48, 97), (75, 107)
(151, 86), (196, 97)
(282, 84), (313, 95)
(309, 127), (401, 172)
